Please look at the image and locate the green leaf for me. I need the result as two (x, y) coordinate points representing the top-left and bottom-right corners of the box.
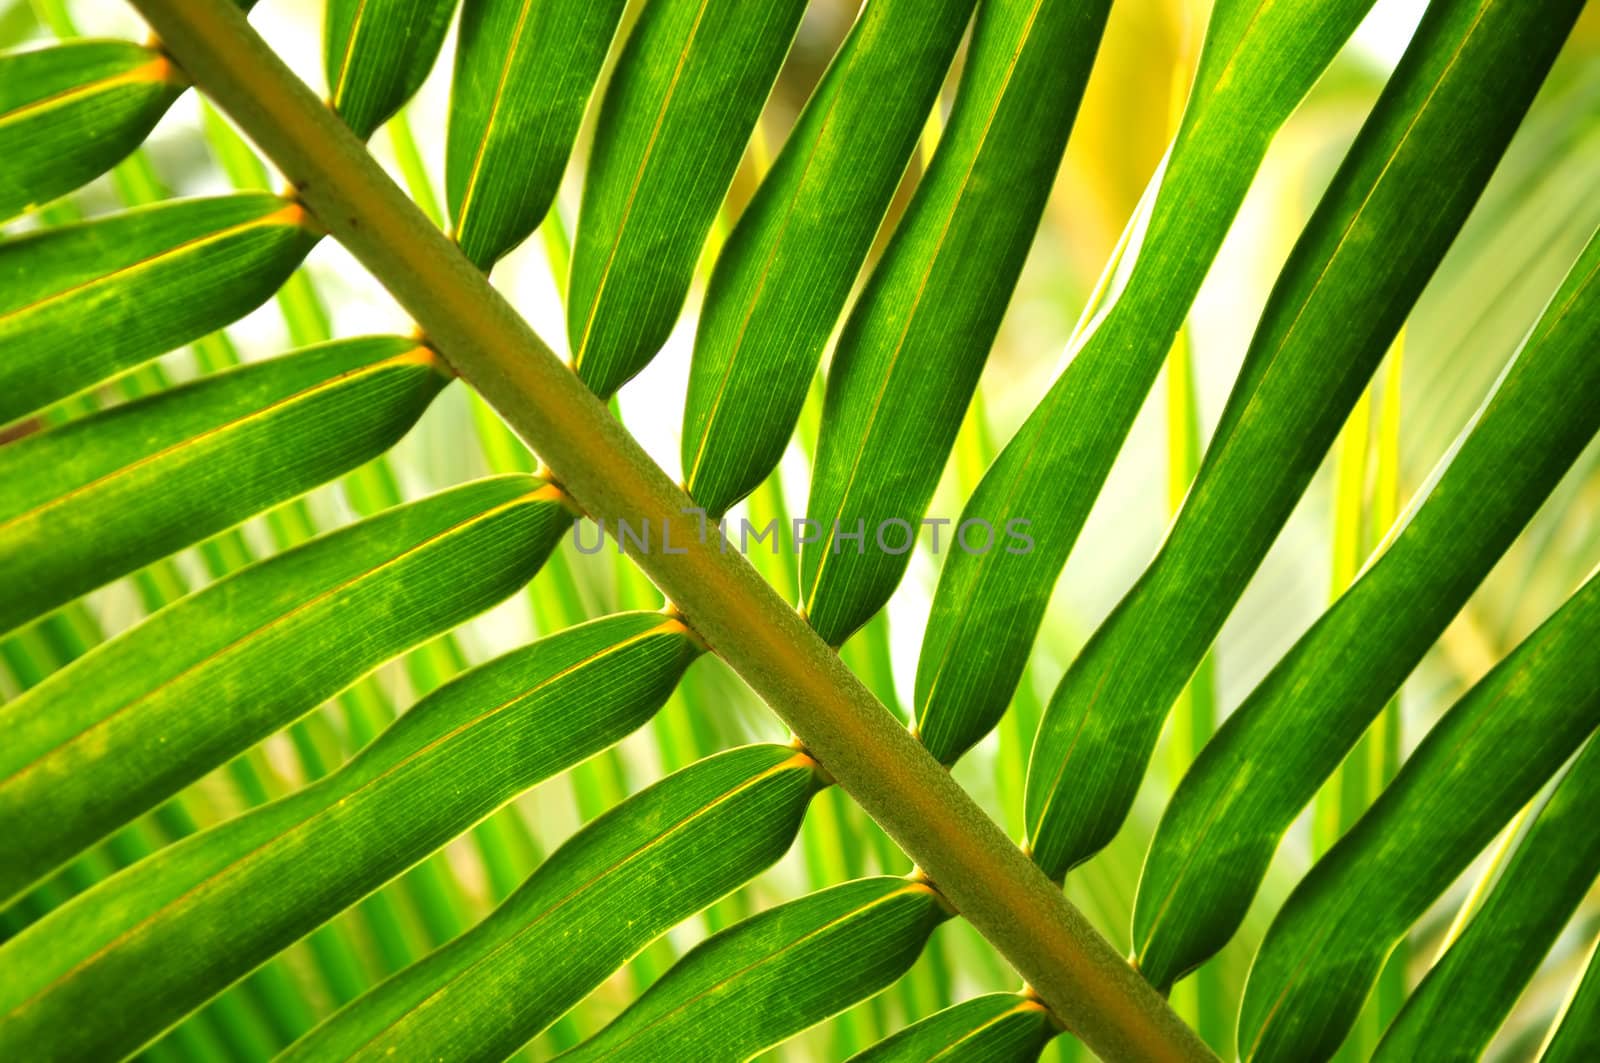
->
(325, 0), (457, 140)
(560, 877), (949, 1061)
(567, 0), (807, 399)
(847, 993), (1058, 1063)
(679, 0), (975, 517)
(0, 40), (185, 221)
(0, 335), (451, 635)
(285, 743), (821, 1061)
(1374, 733), (1600, 1062)
(1541, 941), (1600, 1063)
(0, 611), (698, 1062)
(913, 0), (1379, 765)
(1024, 0), (1586, 879)
(1235, 570), (1600, 1063)
(447, 0), (627, 268)
(0, 475), (567, 903)
(1132, 224), (1600, 988)
(0, 193), (320, 424)
(798, 0), (1112, 647)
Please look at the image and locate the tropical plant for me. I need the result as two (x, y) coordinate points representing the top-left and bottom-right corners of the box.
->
(1, 0), (1598, 1060)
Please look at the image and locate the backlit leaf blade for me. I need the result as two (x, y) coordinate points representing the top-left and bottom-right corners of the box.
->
(325, 0), (457, 140)
(559, 877), (949, 1061)
(0, 612), (698, 1061)
(0, 475), (567, 903)
(1235, 570), (1600, 1063)
(913, 0), (1379, 765)
(567, 0), (807, 399)
(1024, 0), (1586, 879)
(847, 993), (1058, 1063)
(798, 0), (1113, 647)
(0, 335), (451, 635)
(448, 0), (628, 269)
(1374, 733), (1600, 1061)
(0, 40), (184, 221)
(679, 0), (976, 518)
(1133, 224), (1600, 987)
(285, 743), (821, 1061)
(0, 193), (320, 424)
(1541, 944), (1600, 1063)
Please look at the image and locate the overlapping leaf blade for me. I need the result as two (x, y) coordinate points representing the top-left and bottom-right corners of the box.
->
(0, 40), (185, 220)
(1133, 224), (1600, 987)
(1025, 0), (1587, 879)
(448, 0), (627, 268)
(0, 475), (567, 903)
(0, 193), (320, 424)
(559, 877), (948, 1061)
(0, 335), (451, 635)
(325, 0), (457, 140)
(912, 0), (1380, 765)
(1375, 733), (1600, 1061)
(285, 743), (821, 1061)
(1542, 945), (1600, 1063)
(848, 992), (1058, 1062)
(680, 0), (976, 517)
(798, 0), (1112, 646)
(0, 612), (699, 1061)
(1236, 569), (1600, 1062)
(567, 0), (807, 398)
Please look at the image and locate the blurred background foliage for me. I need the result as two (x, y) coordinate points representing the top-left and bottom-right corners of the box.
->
(2, 0), (1597, 1058)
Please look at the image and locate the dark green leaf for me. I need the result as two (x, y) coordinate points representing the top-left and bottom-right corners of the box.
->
(0, 475), (567, 903)
(0, 40), (184, 220)
(848, 992), (1058, 1063)
(680, 0), (976, 517)
(325, 0), (457, 140)
(1541, 941), (1600, 1063)
(0, 611), (698, 1061)
(285, 743), (821, 1061)
(1375, 733), (1600, 1061)
(798, 0), (1112, 647)
(448, 0), (627, 268)
(559, 877), (949, 1061)
(0, 335), (451, 635)
(567, 0), (807, 398)
(1025, 0), (1586, 879)
(0, 193), (320, 424)
(1236, 570), (1600, 1062)
(1133, 225), (1600, 987)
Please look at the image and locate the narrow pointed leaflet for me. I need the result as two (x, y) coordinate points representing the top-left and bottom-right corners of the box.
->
(799, 0), (1113, 646)
(0, 613), (700, 1061)
(0, 336), (450, 635)
(325, 0), (456, 140)
(1025, 0), (1586, 879)
(914, 0), (1380, 763)
(284, 743), (821, 1061)
(0, 475), (568, 903)
(680, 0), (976, 517)
(848, 993), (1059, 1062)
(1133, 223), (1600, 987)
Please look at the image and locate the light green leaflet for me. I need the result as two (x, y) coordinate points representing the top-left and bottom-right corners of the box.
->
(1132, 224), (1600, 988)
(0, 475), (568, 905)
(559, 877), (950, 1061)
(284, 743), (821, 1061)
(0, 336), (451, 636)
(0, 193), (320, 424)
(1024, 0), (1587, 880)
(567, 0), (807, 399)
(913, 0), (1379, 765)
(325, 0), (456, 140)
(0, 611), (698, 1061)
(0, 40), (184, 220)
(1375, 733), (1600, 1061)
(679, 0), (976, 518)
(448, 0), (627, 268)
(1236, 569), (1600, 1063)
(798, 0), (1112, 647)
(1542, 944), (1600, 1063)
(848, 993), (1058, 1062)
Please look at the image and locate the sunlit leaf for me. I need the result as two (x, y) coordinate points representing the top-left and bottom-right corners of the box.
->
(848, 992), (1058, 1062)
(325, 0), (457, 140)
